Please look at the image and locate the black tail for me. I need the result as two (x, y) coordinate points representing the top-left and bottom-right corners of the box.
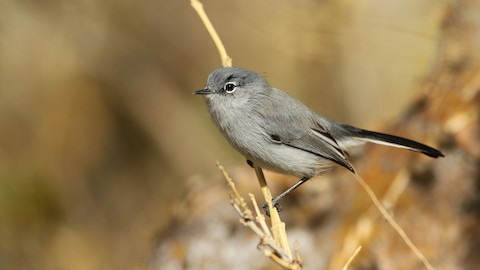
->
(344, 125), (444, 158)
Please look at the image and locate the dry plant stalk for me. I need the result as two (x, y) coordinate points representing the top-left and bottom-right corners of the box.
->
(190, 0), (232, 67)
(217, 163), (303, 270)
(253, 164), (293, 256)
(342, 246), (362, 270)
(330, 170), (409, 269)
(351, 170), (434, 270)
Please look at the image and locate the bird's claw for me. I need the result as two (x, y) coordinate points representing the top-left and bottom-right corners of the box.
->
(262, 200), (282, 217)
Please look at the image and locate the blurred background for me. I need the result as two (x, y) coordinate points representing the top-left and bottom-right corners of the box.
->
(1, 0), (479, 269)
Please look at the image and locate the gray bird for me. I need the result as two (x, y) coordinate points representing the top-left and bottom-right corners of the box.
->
(195, 67), (444, 210)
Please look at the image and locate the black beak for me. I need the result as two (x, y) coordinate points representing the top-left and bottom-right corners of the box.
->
(194, 88), (213, 95)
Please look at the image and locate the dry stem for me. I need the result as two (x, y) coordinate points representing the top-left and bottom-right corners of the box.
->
(217, 163), (303, 269)
(342, 246), (362, 270)
(253, 165), (293, 257)
(190, 0), (232, 67)
(351, 170), (434, 270)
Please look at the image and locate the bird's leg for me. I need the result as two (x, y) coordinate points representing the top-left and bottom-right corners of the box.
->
(263, 176), (311, 216)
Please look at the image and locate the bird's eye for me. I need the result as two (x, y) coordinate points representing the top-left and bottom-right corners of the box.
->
(224, 82), (237, 93)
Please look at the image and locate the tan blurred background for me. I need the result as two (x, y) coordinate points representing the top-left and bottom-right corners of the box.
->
(0, 0), (468, 269)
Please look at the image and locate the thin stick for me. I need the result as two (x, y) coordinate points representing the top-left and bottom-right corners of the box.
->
(342, 246), (362, 270)
(190, 0), (232, 67)
(352, 172), (434, 270)
(249, 193), (274, 239)
(253, 165), (293, 258)
(217, 162), (302, 269)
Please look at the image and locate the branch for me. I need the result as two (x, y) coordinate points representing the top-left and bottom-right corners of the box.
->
(217, 163), (303, 270)
(343, 246), (362, 270)
(351, 170), (434, 270)
(190, 0), (232, 67)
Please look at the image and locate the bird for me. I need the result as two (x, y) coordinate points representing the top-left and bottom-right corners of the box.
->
(195, 67), (444, 210)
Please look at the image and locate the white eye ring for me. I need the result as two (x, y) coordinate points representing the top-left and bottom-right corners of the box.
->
(224, 82), (237, 93)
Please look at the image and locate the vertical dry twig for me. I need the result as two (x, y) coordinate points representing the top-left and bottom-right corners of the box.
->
(190, 0), (232, 67)
(217, 163), (303, 269)
(253, 165), (292, 257)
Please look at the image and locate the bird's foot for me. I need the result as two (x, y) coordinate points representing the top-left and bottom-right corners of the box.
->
(262, 199), (283, 217)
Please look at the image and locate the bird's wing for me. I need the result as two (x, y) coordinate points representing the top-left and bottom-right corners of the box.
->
(259, 89), (354, 172)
